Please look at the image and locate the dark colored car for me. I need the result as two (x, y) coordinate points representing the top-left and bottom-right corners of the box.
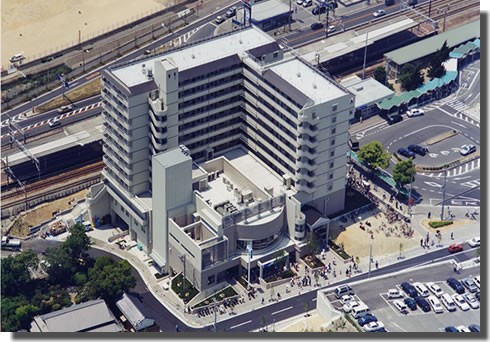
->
(397, 148), (416, 158)
(414, 296), (431, 312)
(447, 278), (465, 294)
(408, 0), (418, 6)
(468, 324), (480, 332)
(404, 297), (417, 311)
(401, 282), (418, 298)
(386, 114), (402, 125)
(357, 314), (378, 326)
(445, 326), (459, 332)
(448, 244), (463, 253)
(476, 292), (480, 301)
(408, 144), (428, 156)
(310, 22), (323, 30)
(312, 6), (327, 15)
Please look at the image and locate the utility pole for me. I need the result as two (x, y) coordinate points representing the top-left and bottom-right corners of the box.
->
(180, 254), (187, 293)
(440, 166), (448, 220)
(246, 242), (253, 289)
(362, 31), (369, 80)
(367, 241), (373, 278)
(289, 0), (292, 31)
(408, 161), (415, 216)
(213, 298), (217, 332)
(428, 0), (432, 17)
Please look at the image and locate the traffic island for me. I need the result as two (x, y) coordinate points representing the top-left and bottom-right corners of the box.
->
(420, 219), (474, 232)
(424, 129), (459, 146)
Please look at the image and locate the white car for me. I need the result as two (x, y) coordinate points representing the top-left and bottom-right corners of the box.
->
(474, 275), (480, 289)
(327, 25), (336, 33)
(427, 295), (443, 313)
(406, 108), (424, 117)
(340, 295), (355, 305)
(456, 325), (471, 332)
(302, 0), (313, 7)
(363, 321), (385, 332)
(387, 289), (403, 299)
(215, 16), (225, 24)
(343, 300), (360, 313)
(426, 282), (444, 298)
(393, 300), (408, 314)
(296, 0), (304, 5)
(468, 236), (480, 247)
(460, 144), (476, 156)
(452, 294), (470, 311)
(463, 293), (479, 309)
(373, 9), (386, 17)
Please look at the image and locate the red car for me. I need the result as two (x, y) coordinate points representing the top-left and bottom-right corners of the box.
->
(448, 244), (463, 253)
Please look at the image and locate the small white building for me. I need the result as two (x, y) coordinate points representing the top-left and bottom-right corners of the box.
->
(116, 293), (155, 331)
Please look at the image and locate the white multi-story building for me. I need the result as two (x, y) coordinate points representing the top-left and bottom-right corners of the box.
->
(88, 26), (354, 291)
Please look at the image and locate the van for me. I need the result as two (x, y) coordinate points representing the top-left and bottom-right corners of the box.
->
(349, 137), (359, 152)
(352, 304), (371, 318)
(441, 293), (456, 312)
(427, 295), (443, 313)
(335, 285), (354, 299)
(82, 221), (93, 232)
(413, 282), (429, 297)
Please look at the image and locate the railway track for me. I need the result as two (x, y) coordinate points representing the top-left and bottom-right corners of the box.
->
(2, 161), (104, 202)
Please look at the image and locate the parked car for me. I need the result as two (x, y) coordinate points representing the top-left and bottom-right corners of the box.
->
(311, 22), (324, 30)
(462, 277), (478, 293)
(406, 108), (424, 117)
(343, 300), (360, 313)
(452, 294), (470, 311)
(296, 0), (304, 5)
(373, 9), (386, 17)
(414, 296), (431, 312)
(448, 244), (463, 253)
(468, 324), (480, 333)
(340, 294), (355, 305)
(312, 6), (327, 15)
(357, 313), (378, 326)
(447, 278), (465, 294)
(215, 16), (225, 24)
(303, 0), (313, 7)
(403, 297), (417, 311)
(393, 300), (408, 314)
(363, 321), (385, 332)
(397, 148), (415, 158)
(226, 6), (237, 18)
(468, 236), (480, 247)
(413, 282), (429, 297)
(456, 325), (471, 332)
(473, 275), (480, 289)
(335, 285), (354, 299)
(408, 144), (428, 156)
(427, 295), (443, 313)
(386, 114), (402, 124)
(327, 25), (336, 33)
(401, 282), (418, 298)
(460, 144), (476, 156)
(475, 292), (480, 301)
(445, 326), (459, 332)
(388, 288), (403, 299)
(426, 282), (444, 298)
(463, 293), (479, 309)
(57, 105), (73, 114)
(440, 293), (457, 312)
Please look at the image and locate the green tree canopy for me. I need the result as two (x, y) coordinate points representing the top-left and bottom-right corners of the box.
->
(63, 223), (92, 263)
(357, 141), (391, 170)
(393, 159), (416, 187)
(88, 257), (136, 302)
(1, 250), (38, 297)
(44, 246), (77, 285)
(427, 40), (450, 79)
(399, 63), (423, 91)
(373, 66), (387, 85)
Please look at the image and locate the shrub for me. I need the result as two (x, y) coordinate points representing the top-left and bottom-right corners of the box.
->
(428, 220), (453, 228)
(73, 272), (87, 286)
(51, 303), (61, 311)
(171, 274), (199, 304)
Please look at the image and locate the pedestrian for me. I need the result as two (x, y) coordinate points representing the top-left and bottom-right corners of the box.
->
(451, 232), (454, 240)
(427, 211), (431, 219)
(420, 238), (423, 247)
(375, 261), (379, 269)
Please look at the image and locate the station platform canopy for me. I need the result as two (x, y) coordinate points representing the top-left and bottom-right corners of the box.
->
(299, 16), (418, 65)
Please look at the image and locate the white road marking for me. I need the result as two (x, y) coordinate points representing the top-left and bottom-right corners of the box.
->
(229, 320), (252, 329)
(272, 306), (294, 316)
(451, 121), (467, 128)
(391, 322), (408, 332)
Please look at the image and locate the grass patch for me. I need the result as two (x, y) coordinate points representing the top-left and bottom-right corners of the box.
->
(263, 269), (296, 283)
(329, 240), (352, 260)
(36, 78), (101, 113)
(428, 220), (454, 228)
(193, 286), (238, 308)
(302, 254), (324, 269)
(171, 273), (199, 304)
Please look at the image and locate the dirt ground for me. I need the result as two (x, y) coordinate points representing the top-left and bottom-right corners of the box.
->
(278, 313), (357, 333)
(1, 0), (174, 67)
(8, 189), (89, 237)
(331, 209), (420, 259)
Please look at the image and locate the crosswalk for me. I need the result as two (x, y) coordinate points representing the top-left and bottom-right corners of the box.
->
(171, 27), (200, 47)
(460, 179), (480, 188)
(1, 113), (27, 128)
(422, 99), (479, 127)
(418, 158), (480, 178)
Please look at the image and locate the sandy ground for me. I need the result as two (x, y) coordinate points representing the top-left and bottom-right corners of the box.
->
(1, 0), (174, 68)
(331, 209), (420, 259)
(278, 313), (357, 333)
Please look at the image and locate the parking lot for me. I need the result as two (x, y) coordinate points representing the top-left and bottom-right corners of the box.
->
(327, 262), (480, 332)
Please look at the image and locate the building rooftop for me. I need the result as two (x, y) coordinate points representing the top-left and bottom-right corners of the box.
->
(340, 76), (394, 109)
(111, 27), (275, 87)
(384, 19), (480, 65)
(30, 299), (121, 332)
(251, 0), (291, 23)
(270, 56), (348, 105)
(116, 293), (155, 331)
(299, 17), (418, 65)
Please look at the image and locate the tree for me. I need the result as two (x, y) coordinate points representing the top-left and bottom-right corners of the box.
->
(1, 250), (38, 296)
(15, 304), (39, 330)
(393, 159), (416, 187)
(63, 223), (92, 264)
(373, 66), (387, 85)
(399, 63), (423, 91)
(427, 41), (450, 79)
(44, 246), (77, 285)
(357, 141), (391, 170)
(88, 257), (136, 302)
